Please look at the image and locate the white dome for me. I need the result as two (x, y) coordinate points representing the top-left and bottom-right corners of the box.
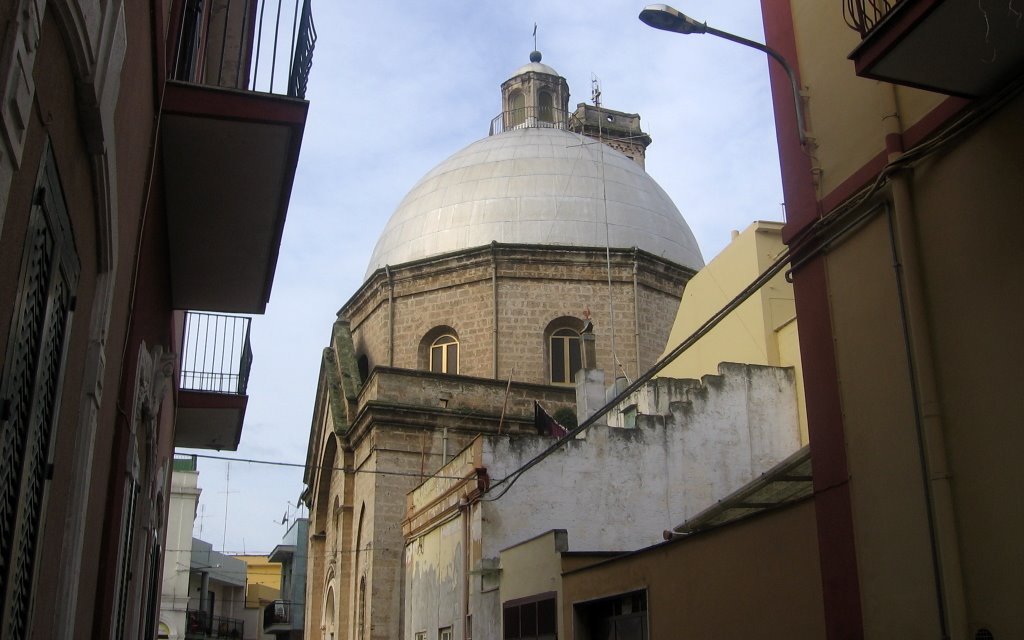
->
(511, 61), (560, 77)
(365, 127), (705, 278)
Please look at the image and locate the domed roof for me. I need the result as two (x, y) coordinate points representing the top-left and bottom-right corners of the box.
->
(365, 127), (705, 278)
(510, 60), (560, 77)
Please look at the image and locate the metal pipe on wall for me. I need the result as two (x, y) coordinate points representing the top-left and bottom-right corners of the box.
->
(881, 85), (967, 639)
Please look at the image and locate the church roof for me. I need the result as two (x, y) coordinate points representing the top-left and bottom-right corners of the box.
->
(509, 60), (561, 77)
(365, 126), (705, 278)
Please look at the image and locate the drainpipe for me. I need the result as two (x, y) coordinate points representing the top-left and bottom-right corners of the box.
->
(491, 242), (499, 379)
(200, 570), (210, 615)
(442, 428), (449, 466)
(881, 85), (966, 640)
(385, 265), (394, 367)
(632, 248), (641, 377)
(461, 500), (471, 640)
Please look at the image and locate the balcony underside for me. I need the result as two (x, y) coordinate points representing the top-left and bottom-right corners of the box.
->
(263, 622), (293, 634)
(850, 0), (1024, 97)
(162, 81), (308, 314)
(175, 390), (247, 450)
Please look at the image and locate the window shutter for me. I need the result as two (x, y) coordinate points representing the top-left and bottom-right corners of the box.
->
(0, 143), (80, 638)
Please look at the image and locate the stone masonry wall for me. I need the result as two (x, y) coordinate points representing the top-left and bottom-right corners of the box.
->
(343, 245), (693, 387)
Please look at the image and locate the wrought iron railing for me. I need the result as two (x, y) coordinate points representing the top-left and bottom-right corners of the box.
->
(488, 106), (583, 136)
(180, 312), (253, 395)
(172, 0), (316, 98)
(263, 600), (295, 629)
(843, 0), (900, 37)
(173, 453), (198, 472)
(186, 609), (245, 638)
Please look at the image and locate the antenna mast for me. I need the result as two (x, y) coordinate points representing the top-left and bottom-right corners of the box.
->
(592, 74), (622, 379)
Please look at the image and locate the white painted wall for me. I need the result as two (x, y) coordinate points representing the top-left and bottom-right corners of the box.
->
(483, 362), (800, 556)
(405, 362), (800, 640)
(159, 467), (201, 640)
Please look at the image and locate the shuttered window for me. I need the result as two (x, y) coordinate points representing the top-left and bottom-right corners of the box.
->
(0, 142), (79, 638)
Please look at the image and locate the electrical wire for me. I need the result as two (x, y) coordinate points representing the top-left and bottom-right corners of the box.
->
(188, 452), (467, 480)
(480, 75), (1024, 504)
(481, 239), (796, 502)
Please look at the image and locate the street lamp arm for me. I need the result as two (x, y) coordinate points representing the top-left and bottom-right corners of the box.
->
(638, 4), (808, 146)
(702, 25), (808, 146)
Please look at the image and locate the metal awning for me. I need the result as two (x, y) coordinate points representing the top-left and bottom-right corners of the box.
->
(669, 446), (813, 537)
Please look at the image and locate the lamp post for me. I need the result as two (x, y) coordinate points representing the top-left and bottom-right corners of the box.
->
(638, 4), (808, 146)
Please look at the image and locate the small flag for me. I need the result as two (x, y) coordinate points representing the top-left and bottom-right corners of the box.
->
(534, 402), (569, 438)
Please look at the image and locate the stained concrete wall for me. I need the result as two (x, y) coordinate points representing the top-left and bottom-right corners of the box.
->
(404, 363), (800, 640)
(482, 363), (799, 555)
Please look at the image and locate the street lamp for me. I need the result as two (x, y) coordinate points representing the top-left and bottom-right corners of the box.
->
(638, 4), (808, 146)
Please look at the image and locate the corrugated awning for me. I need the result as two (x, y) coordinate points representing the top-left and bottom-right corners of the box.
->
(670, 446), (813, 537)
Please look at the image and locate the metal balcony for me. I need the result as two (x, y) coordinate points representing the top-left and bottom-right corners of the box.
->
(843, 0), (899, 37)
(488, 106), (579, 136)
(845, 0), (1024, 97)
(262, 600), (296, 633)
(175, 312), (252, 450)
(185, 609), (245, 639)
(172, 0), (315, 98)
(162, 0), (314, 314)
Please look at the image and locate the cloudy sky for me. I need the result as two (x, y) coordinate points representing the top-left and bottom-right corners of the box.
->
(181, 0), (784, 554)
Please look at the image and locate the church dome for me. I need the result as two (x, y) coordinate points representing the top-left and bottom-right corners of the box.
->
(511, 60), (560, 77)
(365, 126), (705, 278)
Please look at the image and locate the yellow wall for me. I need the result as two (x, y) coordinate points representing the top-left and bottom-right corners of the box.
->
(499, 530), (564, 604)
(235, 555), (281, 608)
(658, 221), (806, 441)
(790, 5), (945, 196)
(787, 4), (1024, 636)
(821, 94), (1024, 637)
(560, 500), (824, 639)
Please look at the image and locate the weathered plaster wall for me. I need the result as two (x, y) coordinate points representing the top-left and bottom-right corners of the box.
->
(403, 518), (464, 639)
(404, 363), (800, 640)
(483, 363), (800, 557)
(658, 221), (806, 440)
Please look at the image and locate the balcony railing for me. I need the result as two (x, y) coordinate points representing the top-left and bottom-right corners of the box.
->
(180, 312), (253, 395)
(185, 609), (245, 638)
(263, 600), (295, 629)
(843, 0), (899, 36)
(173, 0), (316, 98)
(173, 453), (198, 472)
(489, 106), (583, 136)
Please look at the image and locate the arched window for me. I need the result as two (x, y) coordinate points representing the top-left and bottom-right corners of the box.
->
(324, 586), (336, 640)
(550, 328), (582, 384)
(429, 334), (459, 374)
(538, 90), (554, 123)
(356, 354), (369, 383)
(509, 91), (525, 127)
